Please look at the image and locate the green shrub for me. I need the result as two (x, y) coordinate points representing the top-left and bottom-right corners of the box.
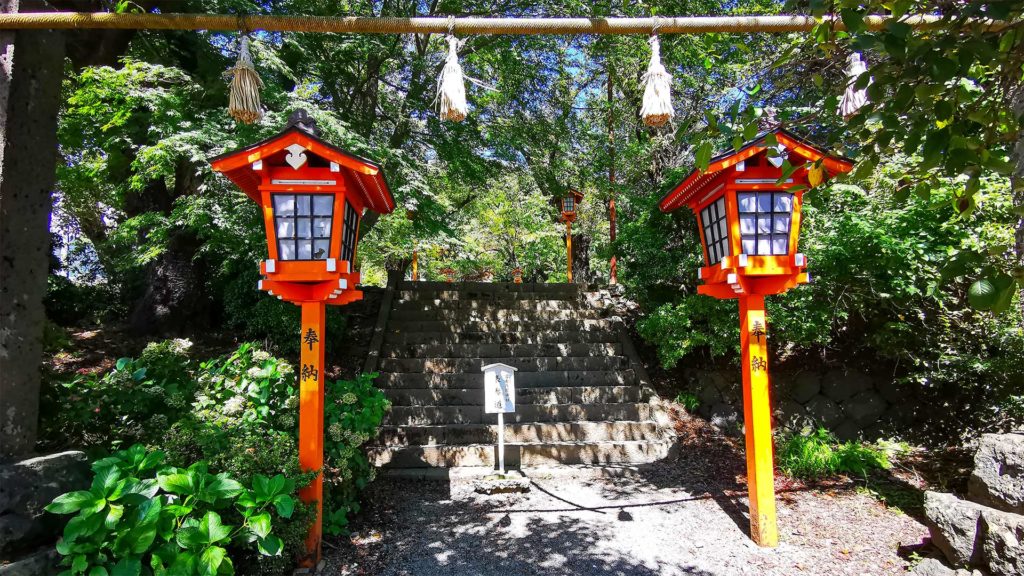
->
(322, 372), (390, 536)
(777, 428), (892, 480)
(193, 343), (297, 431)
(41, 339), (196, 448)
(46, 444), (293, 576)
(673, 392), (700, 413)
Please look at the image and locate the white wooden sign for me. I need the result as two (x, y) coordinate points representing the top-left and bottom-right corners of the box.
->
(482, 362), (516, 414)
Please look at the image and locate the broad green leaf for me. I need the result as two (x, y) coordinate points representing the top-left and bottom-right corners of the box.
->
(63, 511), (104, 542)
(694, 142), (712, 172)
(249, 512), (272, 539)
(111, 557), (141, 576)
(115, 358), (131, 371)
(199, 474), (243, 503)
(91, 466), (122, 498)
(272, 494), (294, 519)
(198, 546), (227, 576)
(88, 567), (109, 576)
(157, 472), (194, 496)
(256, 535), (283, 557)
(71, 555), (87, 575)
(47, 491), (99, 515)
(105, 503), (124, 528)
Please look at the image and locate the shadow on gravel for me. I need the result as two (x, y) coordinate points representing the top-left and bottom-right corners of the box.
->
(329, 477), (722, 576)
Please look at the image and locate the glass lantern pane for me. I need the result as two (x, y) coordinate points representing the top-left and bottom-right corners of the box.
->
(296, 195), (311, 215)
(773, 214), (791, 233)
(297, 240), (312, 260)
(757, 215), (771, 234)
(774, 193), (793, 213)
(714, 197), (725, 215)
(273, 195), (295, 217)
(772, 235), (789, 255)
(296, 218), (311, 239)
(717, 219), (727, 239)
(757, 237), (771, 255)
(742, 237), (756, 255)
(738, 192), (757, 212)
(313, 239), (330, 259)
(276, 218), (295, 239)
(701, 209), (710, 227)
(757, 193), (773, 213)
(740, 214), (756, 234)
(718, 239), (730, 258)
(278, 241), (296, 260)
(313, 218), (331, 238)
(313, 195), (333, 216)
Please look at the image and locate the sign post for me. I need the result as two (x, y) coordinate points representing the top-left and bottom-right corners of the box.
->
(482, 363), (517, 475)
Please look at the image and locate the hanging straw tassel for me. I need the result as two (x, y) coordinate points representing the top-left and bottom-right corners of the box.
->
(838, 52), (870, 120)
(227, 36), (264, 124)
(437, 34), (468, 122)
(640, 34), (674, 127)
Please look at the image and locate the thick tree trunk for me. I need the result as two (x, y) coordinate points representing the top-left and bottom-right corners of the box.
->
(0, 14), (65, 459)
(128, 158), (211, 335)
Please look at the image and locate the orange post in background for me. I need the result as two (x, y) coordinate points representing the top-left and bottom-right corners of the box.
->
(411, 250), (418, 281)
(739, 295), (778, 547)
(298, 301), (326, 565)
(566, 220), (573, 283)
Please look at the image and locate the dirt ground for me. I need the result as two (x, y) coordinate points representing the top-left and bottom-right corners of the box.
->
(325, 415), (956, 576)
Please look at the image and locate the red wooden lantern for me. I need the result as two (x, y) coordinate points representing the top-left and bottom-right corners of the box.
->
(553, 188), (584, 283)
(658, 129), (852, 548)
(512, 266), (523, 284)
(210, 109), (395, 565)
(440, 266), (456, 283)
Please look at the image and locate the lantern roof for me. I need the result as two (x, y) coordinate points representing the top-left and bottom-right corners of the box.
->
(210, 110), (396, 214)
(658, 129), (853, 213)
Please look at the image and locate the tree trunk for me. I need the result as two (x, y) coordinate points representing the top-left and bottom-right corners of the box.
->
(128, 158), (211, 335)
(1013, 89), (1024, 325)
(0, 16), (65, 459)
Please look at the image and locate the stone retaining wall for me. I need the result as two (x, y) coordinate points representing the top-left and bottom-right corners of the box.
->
(686, 365), (916, 440)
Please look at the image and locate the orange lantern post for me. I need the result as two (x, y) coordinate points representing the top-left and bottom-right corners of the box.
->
(210, 110), (395, 565)
(658, 129), (852, 547)
(555, 189), (584, 283)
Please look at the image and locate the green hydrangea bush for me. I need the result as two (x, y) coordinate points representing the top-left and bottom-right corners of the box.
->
(46, 444), (294, 576)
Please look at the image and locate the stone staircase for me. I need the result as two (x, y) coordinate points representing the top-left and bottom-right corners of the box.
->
(366, 280), (675, 469)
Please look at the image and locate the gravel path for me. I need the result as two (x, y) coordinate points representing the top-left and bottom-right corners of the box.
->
(326, 419), (930, 576)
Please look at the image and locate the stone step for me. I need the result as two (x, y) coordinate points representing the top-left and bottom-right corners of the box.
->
(383, 331), (620, 346)
(400, 280), (578, 291)
(384, 385), (640, 407)
(381, 342), (623, 359)
(389, 308), (606, 322)
(375, 370), (638, 389)
(388, 318), (615, 333)
(368, 439), (673, 468)
(392, 299), (583, 312)
(374, 421), (663, 446)
(378, 356), (628, 374)
(397, 291), (580, 303)
(383, 403), (652, 426)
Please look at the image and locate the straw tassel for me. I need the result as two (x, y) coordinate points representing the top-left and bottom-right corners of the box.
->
(227, 36), (264, 124)
(838, 52), (870, 120)
(640, 34), (674, 127)
(437, 35), (468, 122)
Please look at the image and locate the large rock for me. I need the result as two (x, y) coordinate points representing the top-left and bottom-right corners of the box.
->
(910, 558), (974, 576)
(805, 395), (844, 429)
(980, 508), (1024, 576)
(0, 451), (89, 558)
(773, 399), (809, 431)
(0, 547), (59, 576)
(789, 372), (821, 404)
(923, 491), (986, 567)
(842, 390), (887, 427)
(822, 368), (873, 402)
(969, 433), (1024, 514)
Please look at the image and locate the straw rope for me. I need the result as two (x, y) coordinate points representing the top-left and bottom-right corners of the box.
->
(0, 13), (1009, 35)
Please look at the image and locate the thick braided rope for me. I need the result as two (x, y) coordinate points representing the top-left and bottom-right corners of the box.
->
(0, 13), (1006, 34)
